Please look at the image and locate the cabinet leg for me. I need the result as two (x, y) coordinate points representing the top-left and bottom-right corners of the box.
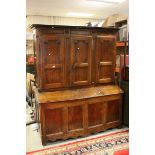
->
(41, 136), (46, 146)
(42, 140), (46, 146)
(117, 123), (123, 129)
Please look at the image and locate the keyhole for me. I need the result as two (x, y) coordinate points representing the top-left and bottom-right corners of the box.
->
(76, 47), (80, 53)
(48, 51), (52, 56)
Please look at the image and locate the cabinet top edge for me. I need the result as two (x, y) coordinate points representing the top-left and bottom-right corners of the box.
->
(30, 24), (119, 31)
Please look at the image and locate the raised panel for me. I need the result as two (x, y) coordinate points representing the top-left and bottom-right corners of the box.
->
(70, 36), (92, 86)
(44, 69), (62, 84)
(107, 100), (120, 123)
(88, 102), (106, 127)
(73, 41), (89, 63)
(45, 108), (63, 134)
(96, 36), (116, 84)
(74, 67), (88, 82)
(41, 35), (65, 89)
(68, 105), (83, 131)
(44, 40), (61, 64)
(99, 40), (113, 62)
(99, 66), (112, 79)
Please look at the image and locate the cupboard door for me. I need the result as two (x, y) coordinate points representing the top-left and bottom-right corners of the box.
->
(70, 36), (92, 86)
(96, 36), (116, 84)
(41, 35), (65, 89)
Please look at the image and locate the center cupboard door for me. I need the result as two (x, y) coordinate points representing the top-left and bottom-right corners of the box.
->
(41, 35), (66, 89)
(70, 36), (92, 86)
(96, 36), (116, 84)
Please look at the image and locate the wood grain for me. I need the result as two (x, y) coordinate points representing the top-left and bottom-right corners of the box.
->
(32, 25), (123, 145)
(33, 25), (118, 91)
(35, 85), (123, 145)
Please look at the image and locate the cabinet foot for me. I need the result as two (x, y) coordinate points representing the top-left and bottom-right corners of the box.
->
(42, 141), (46, 146)
(117, 124), (123, 129)
(41, 136), (46, 146)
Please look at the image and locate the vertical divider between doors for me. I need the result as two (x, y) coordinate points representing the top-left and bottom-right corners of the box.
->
(83, 99), (88, 135)
(63, 105), (68, 135)
(103, 101), (108, 125)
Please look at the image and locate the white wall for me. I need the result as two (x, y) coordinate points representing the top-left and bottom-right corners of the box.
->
(26, 15), (102, 28)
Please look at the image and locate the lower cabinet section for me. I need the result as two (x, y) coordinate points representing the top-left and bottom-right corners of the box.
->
(38, 94), (122, 145)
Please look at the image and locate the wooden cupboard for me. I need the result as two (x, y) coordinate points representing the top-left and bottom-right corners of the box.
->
(31, 25), (123, 145)
(32, 25), (118, 91)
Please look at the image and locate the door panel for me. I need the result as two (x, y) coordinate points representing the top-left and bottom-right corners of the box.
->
(45, 108), (63, 134)
(68, 105), (83, 131)
(74, 67), (88, 82)
(41, 35), (65, 89)
(107, 100), (120, 123)
(88, 102), (106, 127)
(96, 36), (116, 84)
(45, 69), (61, 84)
(70, 36), (92, 86)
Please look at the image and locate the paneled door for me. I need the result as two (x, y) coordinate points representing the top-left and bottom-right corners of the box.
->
(41, 35), (65, 89)
(70, 36), (92, 86)
(96, 36), (116, 84)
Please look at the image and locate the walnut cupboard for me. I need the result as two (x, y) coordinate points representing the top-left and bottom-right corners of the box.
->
(31, 25), (123, 145)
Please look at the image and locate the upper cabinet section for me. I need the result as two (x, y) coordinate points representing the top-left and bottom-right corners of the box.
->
(32, 25), (118, 91)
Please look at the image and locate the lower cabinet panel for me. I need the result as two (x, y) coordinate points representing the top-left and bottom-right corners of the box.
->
(40, 95), (122, 145)
(88, 102), (105, 127)
(107, 100), (120, 123)
(45, 108), (63, 134)
(68, 105), (84, 131)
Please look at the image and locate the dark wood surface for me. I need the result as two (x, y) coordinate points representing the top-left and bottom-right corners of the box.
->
(35, 85), (123, 145)
(41, 35), (65, 89)
(70, 36), (92, 86)
(31, 24), (119, 31)
(121, 81), (129, 126)
(32, 25), (123, 145)
(33, 25), (118, 91)
(96, 35), (116, 84)
(35, 85), (123, 103)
